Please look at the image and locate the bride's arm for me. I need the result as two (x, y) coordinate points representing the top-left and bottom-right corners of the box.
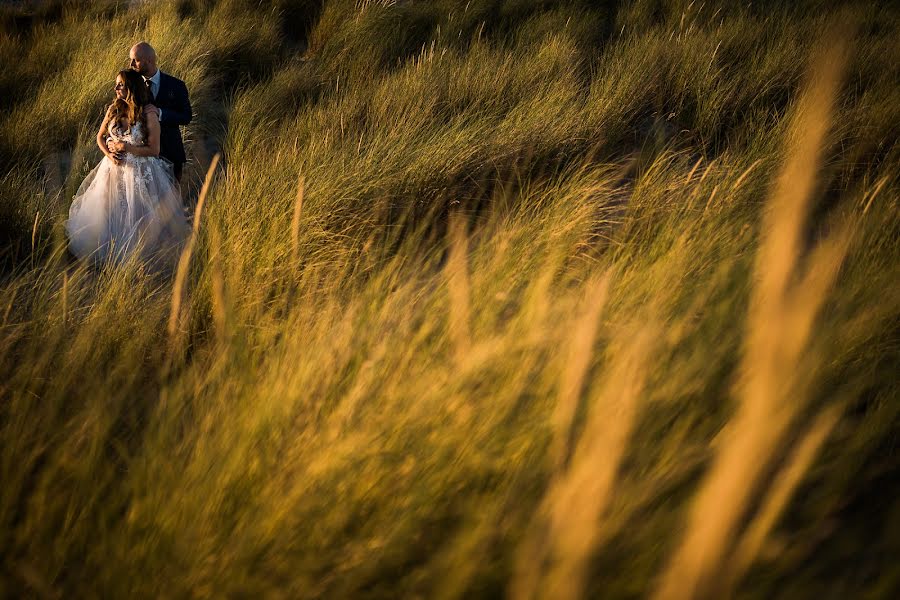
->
(123, 108), (161, 158)
(96, 108), (123, 165)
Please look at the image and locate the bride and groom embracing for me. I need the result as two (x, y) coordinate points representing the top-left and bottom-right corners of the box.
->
(66, 42), (194, 267)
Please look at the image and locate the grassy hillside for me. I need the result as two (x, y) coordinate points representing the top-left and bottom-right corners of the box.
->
(1, 0), (898, 597)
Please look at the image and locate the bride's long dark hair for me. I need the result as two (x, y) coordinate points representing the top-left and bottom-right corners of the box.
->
(107, 69), (149, 130)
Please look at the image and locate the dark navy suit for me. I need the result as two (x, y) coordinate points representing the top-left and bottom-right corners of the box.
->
(150, 71), (191, 180)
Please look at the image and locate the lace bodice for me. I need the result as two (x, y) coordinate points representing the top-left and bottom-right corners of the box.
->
(109, 120), (146, 146)
(107, 105), (157, 146)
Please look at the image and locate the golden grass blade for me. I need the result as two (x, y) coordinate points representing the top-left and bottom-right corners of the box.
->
(542, 328), (653, 600)
(1, 287), (16, 327)
(512, 322), (653, 600)
(550, 272), (610, 470)
(208, 218), (227, 343)
(169, 153), (220, 343)
(755, 32), (849, 314)
(652, 30), (850, 600)
(861, 176), (887, 215)
(725, 403), (842, 592)
(701, 184), (719, 214)
(783, 228), (853, 360)
(31, 211), (40, 247)
(61, 272), (68, 324)
(731, 159), (762, 192)
(524, 249), (564, 344)
(446, 211), (471, 364)
(697, 159), (716, 186)
(31, 211), (40, 259)
(685, 156), (703, 184)
(192, 153), (220, 236)
(291, 175), (305, 264)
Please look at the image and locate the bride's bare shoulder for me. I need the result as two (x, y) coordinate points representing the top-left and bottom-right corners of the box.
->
(143, 104), (160, 119)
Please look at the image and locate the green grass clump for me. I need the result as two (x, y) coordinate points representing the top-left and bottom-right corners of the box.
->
(0, 0), (898, 597)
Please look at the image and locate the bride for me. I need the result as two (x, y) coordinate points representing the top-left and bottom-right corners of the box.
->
(66, 69), (190, 267)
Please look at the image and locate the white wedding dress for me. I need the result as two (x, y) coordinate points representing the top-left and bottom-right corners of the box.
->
(66, 113), (190, 267)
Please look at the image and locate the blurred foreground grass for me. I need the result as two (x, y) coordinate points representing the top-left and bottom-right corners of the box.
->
(0, 1), (898, 597)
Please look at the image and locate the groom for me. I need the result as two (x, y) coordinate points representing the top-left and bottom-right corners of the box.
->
(126, 42), (192, 182)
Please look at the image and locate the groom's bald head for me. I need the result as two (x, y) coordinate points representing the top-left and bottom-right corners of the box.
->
(129, 42), (158, 77)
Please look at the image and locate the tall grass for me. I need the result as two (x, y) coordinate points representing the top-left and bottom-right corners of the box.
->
(654, 27), (854, 600)
(0, 0), (898, 597)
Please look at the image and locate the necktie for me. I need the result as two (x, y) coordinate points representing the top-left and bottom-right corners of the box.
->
(145, 79), (154, 102)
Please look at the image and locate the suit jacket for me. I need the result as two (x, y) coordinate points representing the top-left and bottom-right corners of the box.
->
(151, 71), (191, 165)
